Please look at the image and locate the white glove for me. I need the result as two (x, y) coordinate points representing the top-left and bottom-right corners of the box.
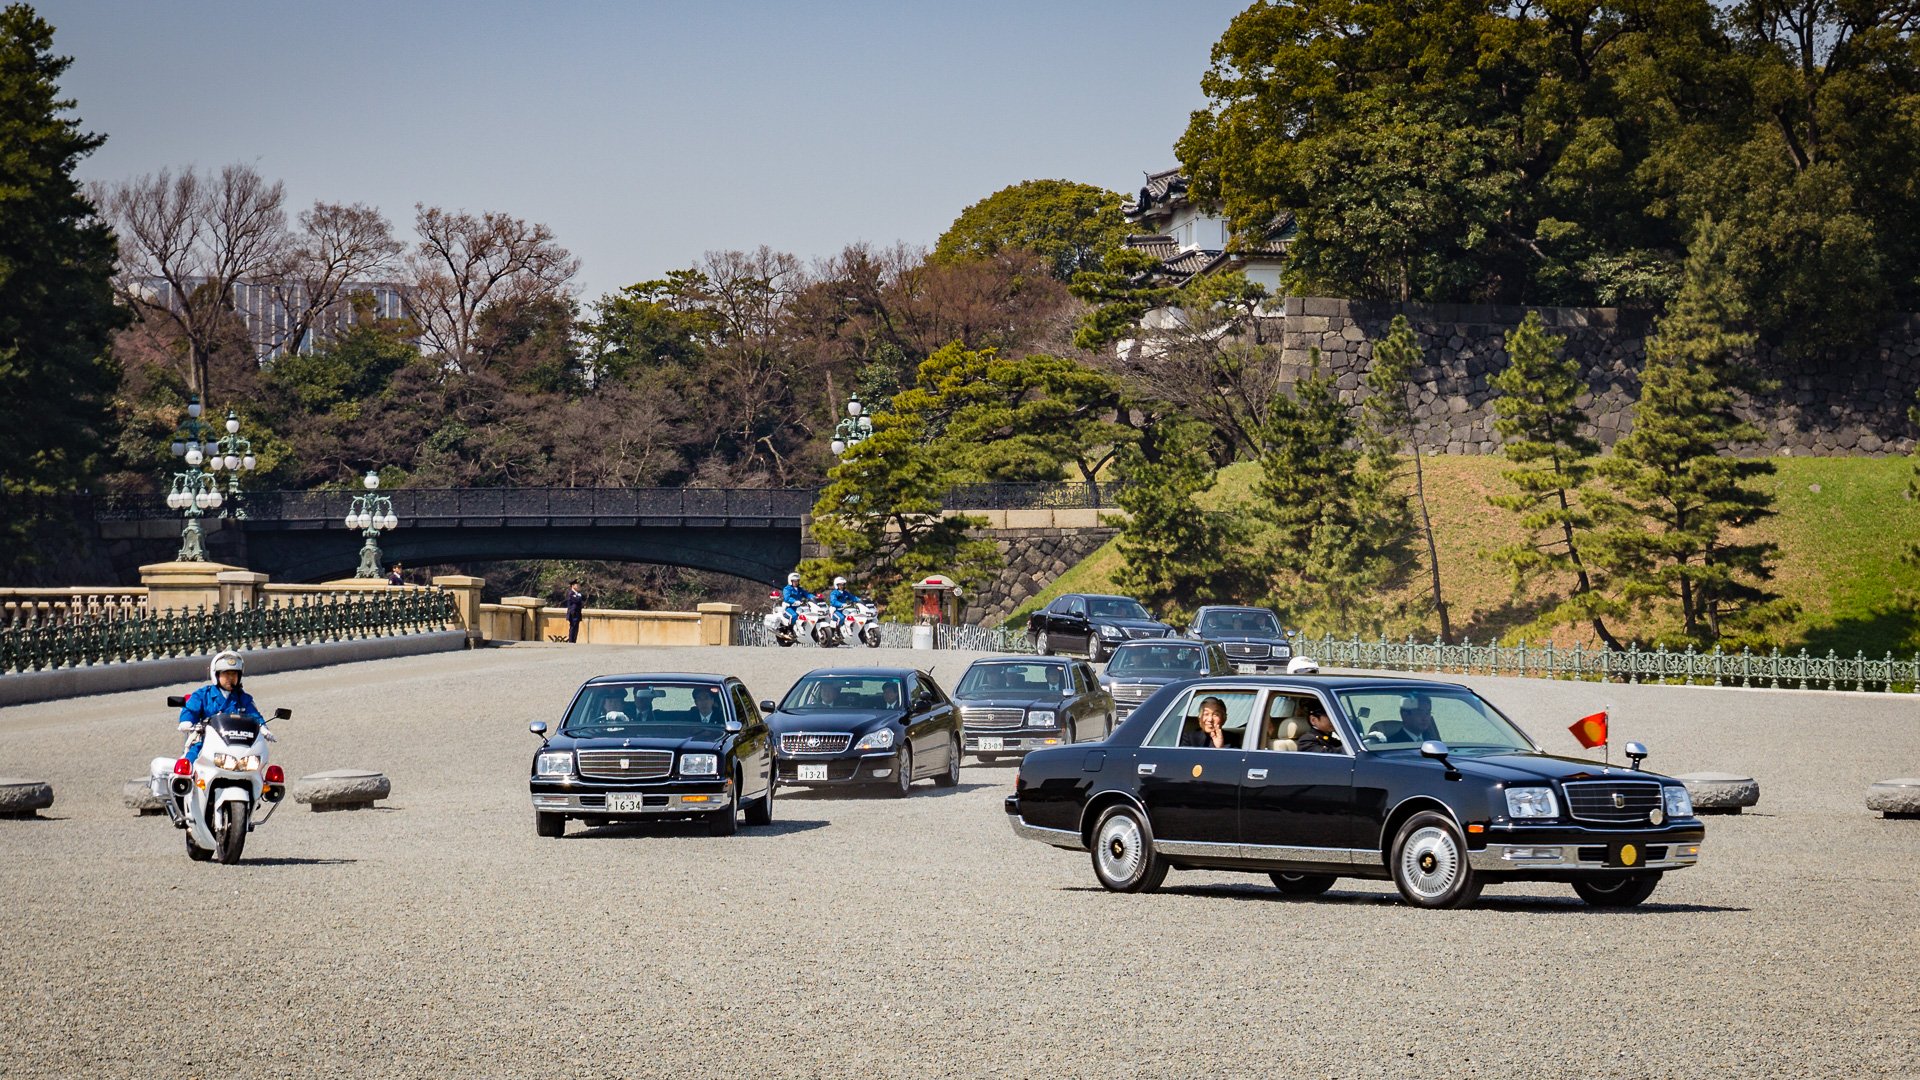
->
(178, 720), (195, 732)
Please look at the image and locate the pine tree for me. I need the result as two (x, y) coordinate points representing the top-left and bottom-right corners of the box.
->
(1362, 315), (1450, 641)
(1255, 349), (1405, 635)
(1108, 422), (1258, 625)
(0, 5), (124, 498)
(1587, 220), (1794, 644)
(1486, 311), (1622, 648)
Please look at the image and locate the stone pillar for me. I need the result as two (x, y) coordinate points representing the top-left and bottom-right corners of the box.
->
(501, 596), (545, 642)
(140, 561), (240, 613)
(216, 570), (268, 610)
(698, 603), (742, 646)
(432, 575), (486, 645)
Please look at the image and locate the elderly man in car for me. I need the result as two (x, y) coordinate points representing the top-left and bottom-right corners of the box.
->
(1181, 696), (1233, 748)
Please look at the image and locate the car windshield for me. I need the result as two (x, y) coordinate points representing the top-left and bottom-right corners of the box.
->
(1335, 688), (1536, 753)
(780, 675), (905, 713)
(563, 682), (728, 737)
(956, 662), (1066, 698)
(1106, 644), (1207, 677)
(1196, 609), (1281, 636)
(1088, 598), (1151, 620)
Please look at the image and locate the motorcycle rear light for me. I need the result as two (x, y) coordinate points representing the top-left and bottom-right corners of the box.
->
(172, 758), (191, 776)
(264, 765), (284, 784)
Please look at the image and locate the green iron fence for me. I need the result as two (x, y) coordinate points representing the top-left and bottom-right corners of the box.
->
(1, 589), (460, 674)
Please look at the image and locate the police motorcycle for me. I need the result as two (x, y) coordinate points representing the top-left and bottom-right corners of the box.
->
(840, 599), (882, 648)
(802, 598), (841, 647)
(149, 698), (291, 863)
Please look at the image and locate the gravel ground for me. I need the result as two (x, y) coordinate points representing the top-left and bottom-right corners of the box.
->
(1, 644), (1916, 1079)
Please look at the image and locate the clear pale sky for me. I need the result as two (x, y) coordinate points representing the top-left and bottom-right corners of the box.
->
(43, 1), (1249, 298)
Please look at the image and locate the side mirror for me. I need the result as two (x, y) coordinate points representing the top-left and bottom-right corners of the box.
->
(1624, 741), (1649, 770)
(167, 696), (186, 709)
(1420, 740), (1456, 773)
(273, 708), (292, 721)
(529, 721), (548, 737)
(725, 719), (743, 734)
(759, 700), (777, 713)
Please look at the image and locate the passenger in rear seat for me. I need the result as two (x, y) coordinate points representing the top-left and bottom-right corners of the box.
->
(1295, 702), (1343, 754)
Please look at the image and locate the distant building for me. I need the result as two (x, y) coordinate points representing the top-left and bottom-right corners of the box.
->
(133, 277), (410, 360)
(1119, 168), (1290, 295)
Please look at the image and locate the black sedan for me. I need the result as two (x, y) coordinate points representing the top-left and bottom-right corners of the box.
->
(761, 668), (961, 796)
(1026, 593), (1173, 661)
(1006, 675), (1704, 908)
(952, 656), (1115, 761)
(529, 673), (774, 837)
(1098, 639), (1236, 723)
(1187, 606), (1295, 674)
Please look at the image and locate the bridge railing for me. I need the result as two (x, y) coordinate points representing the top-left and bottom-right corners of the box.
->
(90, 487), (820, 523)
(1, 588), (459, 674)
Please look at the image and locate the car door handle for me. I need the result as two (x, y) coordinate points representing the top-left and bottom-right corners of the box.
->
(1246, 768), (1268, 780)
(1137, 763), (1156, 776)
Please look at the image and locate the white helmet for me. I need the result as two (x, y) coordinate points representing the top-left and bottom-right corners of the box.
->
(788, 572), (802, 585)
(833, 576), (848, 589)
(1286, 656), (1320, 675)
(210, 650), (244, 681)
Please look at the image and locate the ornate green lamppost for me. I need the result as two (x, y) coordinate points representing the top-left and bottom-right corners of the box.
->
(203, 408), (258, 517)
(828, 393), (873, 459)
(165, 396), (224, 561)
(344, 470), (399, 578)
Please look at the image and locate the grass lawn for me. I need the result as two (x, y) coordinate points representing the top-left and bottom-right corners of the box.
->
(991, 454), (1920, 656)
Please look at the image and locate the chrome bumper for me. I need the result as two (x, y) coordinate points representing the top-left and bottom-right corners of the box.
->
(1006, 811), (1085, 851)
(1468, 841), (1702, 872)
(965, 735), (1067, 752)
(531, 792), (725, 813)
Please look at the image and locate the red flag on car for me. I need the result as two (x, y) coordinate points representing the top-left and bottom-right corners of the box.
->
(1568, 710), (1608, 749)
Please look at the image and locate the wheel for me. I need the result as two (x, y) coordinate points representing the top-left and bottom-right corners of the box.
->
(185, 831), (213, 861)
(1090, 804), (1168, 893)
(1090, 638), (1107, 663)
(886, 747), (913, 798)
(933, 736), (960, 787)
(214, 800), (249, 864)
(744, 774), (775, 826)
(534, 811), (566, 838)
(776, 634), (794, 648)
(1035, 631), (1051, 655)
(1389, 811), (1482, 908)
(1269, 871), (1338, 896)
(707, 785), (739, 836)
(1572, 872), (1663, 907)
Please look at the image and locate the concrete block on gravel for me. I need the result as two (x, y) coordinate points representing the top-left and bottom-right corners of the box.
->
(0, 778), (54, 818)
(1676, 772), (1760, 813)
(122, 778), (166, 815)
(292, 769), (391, 811)
(1866, 778), (1920, 818)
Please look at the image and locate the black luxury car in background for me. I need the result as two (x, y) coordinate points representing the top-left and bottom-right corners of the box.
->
(1006, 674), (1705, 908)
(529, 673), (773, 837)
(761, 667), (961, 796)
(1026, 593), (1173, 661)
(952, 656), (1115, 761)
(1098, 639), (1235, 723)
(1186, 606), (1295, 674)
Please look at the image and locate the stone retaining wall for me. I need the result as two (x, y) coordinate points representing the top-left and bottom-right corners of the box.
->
(1273, 297), (1920, 456)
(966, 526), (1119, 626)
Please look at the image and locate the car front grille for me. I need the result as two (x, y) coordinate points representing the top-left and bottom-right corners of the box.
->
(961, 707), (1027, 730)
(1563, 780), (1664, 823)
(575, 749), (674, 781)
(781, 732), (853, 754)
(1222, 643), (1271, 659)
(1125, 627), (1166, 639)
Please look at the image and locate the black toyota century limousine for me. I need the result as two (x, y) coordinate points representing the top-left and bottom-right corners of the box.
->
(529, 673), (774, 837)
(761, 667), (962, 796)
(1005, 674), (1705, 908)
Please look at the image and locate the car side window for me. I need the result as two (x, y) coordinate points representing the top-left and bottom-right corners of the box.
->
(730, 684), (758, 724)
(1144, 688), (1257, 748)
(1143, 690), (1197, 746)
(1068, 598), (1087, 617)
(1047, 597), (1071, 614)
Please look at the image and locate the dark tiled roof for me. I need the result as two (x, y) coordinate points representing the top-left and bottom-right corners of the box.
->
(1122, 168), (1190, 221)
(1122, 234), (1180, 260)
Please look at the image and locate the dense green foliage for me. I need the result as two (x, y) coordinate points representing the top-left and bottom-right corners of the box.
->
(934, 180), (1131, 282)
(1106, 424), (1258, 625)
(0, 4), (122, 498)
(1177, 0), (1920, 355)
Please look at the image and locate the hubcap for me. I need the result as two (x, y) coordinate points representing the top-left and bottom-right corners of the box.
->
(1096, 814), (1143, 884)
(1400, 826), (1459, 900)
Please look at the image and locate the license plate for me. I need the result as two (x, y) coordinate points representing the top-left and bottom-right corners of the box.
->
(977, 737), (1004, 751)
(605, 793), (646, 812)
(797, 764), (828, 781)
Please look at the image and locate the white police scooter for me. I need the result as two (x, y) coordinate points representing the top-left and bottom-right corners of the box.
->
(150, 697), (291, 863)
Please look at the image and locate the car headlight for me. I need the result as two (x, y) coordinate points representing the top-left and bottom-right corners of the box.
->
(679, 753), (719, 777)
(1097, 625), (1125, 639)
(1027, 710), (1057, 728)
(854, 729), (895, 750)
(534, 750), (573, 778)
(1506, 787), (1559, 818)
(1663, 785), (1693, 818)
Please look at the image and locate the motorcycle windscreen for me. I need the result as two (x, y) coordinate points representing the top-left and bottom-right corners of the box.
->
(210, 712), (261, 742)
